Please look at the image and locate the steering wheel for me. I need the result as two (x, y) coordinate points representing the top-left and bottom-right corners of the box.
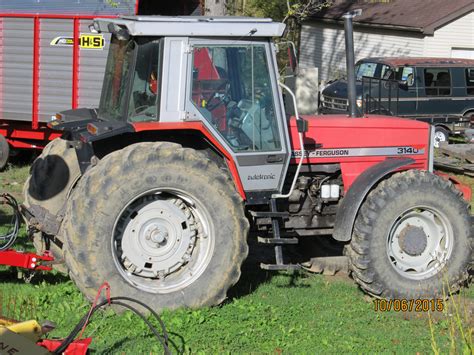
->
(205, 82), (230, 111)
(206, 94), (227, 111)
(133, 105), (151, 116)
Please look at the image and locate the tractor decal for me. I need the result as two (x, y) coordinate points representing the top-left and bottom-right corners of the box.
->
(292, 146), (425, 158)
(50, 34), (105, 49)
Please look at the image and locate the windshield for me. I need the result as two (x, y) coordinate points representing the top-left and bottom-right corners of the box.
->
(127, 38), (161, 121)
(355, 62), (391, 80)
(98, 36), (135, 121)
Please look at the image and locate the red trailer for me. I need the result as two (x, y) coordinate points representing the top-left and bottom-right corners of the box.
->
(0, 0), (200, 169)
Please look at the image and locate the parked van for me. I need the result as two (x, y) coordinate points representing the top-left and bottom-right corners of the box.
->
(320, 57), (474, 146)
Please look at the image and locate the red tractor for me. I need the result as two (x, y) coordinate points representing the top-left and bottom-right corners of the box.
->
(23, 15), (472, 311)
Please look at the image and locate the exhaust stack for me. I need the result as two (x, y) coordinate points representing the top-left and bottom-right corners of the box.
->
(343, 10), (362, 118)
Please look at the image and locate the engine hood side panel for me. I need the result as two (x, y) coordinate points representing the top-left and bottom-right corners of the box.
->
(288, 114), (431, 190)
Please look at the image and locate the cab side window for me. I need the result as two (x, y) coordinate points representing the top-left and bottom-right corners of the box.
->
(466, 68), (474, 95)
(424, 68), (451, 96)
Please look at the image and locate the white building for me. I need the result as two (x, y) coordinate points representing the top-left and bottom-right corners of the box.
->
(300, 0), (474, 82)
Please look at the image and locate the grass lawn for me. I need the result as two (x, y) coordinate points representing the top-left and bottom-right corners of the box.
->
(0, 162), (472, 353)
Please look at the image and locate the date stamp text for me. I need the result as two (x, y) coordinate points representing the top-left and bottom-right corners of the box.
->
(373, 299), (444, 312)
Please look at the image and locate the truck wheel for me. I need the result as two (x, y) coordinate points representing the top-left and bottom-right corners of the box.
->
(61, 142), (249, 311)
(347, 170), (471, 299)
(23, 138), (81, 273)
(434, 126), (449, 148)
(0, 135), (10, 170)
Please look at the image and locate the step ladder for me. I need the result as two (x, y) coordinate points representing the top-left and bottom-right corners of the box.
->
(250, 199), (301, 271)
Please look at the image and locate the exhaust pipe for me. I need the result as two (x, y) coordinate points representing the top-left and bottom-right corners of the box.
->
(343, 10), (362, 118)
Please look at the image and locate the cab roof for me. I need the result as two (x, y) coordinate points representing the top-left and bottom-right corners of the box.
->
(359, 57), (474, 68)
(93, 16), (286, 38)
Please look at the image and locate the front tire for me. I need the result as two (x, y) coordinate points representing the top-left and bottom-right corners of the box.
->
(62, 142), (249, 311)
(348, 170), (471, 299)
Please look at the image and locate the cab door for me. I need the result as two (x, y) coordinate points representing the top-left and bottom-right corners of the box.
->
(184, 40), (290, 202)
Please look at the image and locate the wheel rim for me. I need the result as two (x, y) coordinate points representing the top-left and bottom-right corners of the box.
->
(434, 131), (446, 147)
(386, 206), (453, 280)
(112, 189), (214, 294)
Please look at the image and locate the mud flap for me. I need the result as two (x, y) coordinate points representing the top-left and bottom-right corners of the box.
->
(332, 157), (415, 242)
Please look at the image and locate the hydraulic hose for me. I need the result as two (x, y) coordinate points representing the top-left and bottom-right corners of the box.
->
(0, 193), (21, 251)
(52, 296), (171, 355)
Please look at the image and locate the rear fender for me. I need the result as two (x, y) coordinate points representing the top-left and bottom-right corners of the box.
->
(332, 157), (415, 242)
(70, 121), (246, 199)
(131, 122), (246, 199)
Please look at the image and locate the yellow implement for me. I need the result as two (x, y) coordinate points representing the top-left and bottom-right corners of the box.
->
(0, 318), (51, 355)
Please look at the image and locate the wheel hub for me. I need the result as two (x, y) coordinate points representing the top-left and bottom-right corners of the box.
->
(398, 225), (427, 256)
(119, 198), (197, 279)
(146, 225), (169, 246)
(387, 207), (453, 280)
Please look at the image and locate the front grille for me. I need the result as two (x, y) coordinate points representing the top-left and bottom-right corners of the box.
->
(321, 95), (348, 111)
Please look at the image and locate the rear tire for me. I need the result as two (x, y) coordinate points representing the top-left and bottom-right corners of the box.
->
(23, 138), (81, 273)
(62, 142), (249, 311)
(347, 170), (471, 299)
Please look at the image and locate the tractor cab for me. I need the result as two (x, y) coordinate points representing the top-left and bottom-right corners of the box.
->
(99, 33), (282, 153)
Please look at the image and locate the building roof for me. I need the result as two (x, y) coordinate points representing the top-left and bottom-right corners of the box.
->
(94, 16), (286, 37)
(313, 0), (474, 34)
(360, 57), (474, 67)
(0, 0), (136, 15)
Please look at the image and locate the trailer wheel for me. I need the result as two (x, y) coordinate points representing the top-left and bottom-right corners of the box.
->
(434, 126), (449, 148)
(61, 142), (249, 311)
(0, 135), (10, 171)
(347, 170), (471, 299)
(23, 138), (81, 272)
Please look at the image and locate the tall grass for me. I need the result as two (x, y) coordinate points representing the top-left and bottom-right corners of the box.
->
(429, 281), (473, 354)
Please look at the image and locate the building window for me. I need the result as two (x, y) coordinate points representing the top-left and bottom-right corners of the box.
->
(466, 68), (474, 95)
(424, 68), (451, 96)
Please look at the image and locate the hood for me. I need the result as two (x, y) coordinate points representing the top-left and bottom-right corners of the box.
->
(322, 79), (363, 99)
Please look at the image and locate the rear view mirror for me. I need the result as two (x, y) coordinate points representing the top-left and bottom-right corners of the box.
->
(276, 41), (298, 75)
(398, 80), (408, 89)
(399, 74), (414, 89)
(288, 45), (298, 74)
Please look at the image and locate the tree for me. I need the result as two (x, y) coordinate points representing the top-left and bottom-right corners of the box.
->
(232, 0), (329, 51)
(205, 0), (228, 15)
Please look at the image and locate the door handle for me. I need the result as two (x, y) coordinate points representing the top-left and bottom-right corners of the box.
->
(266, 155), (283, 163)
